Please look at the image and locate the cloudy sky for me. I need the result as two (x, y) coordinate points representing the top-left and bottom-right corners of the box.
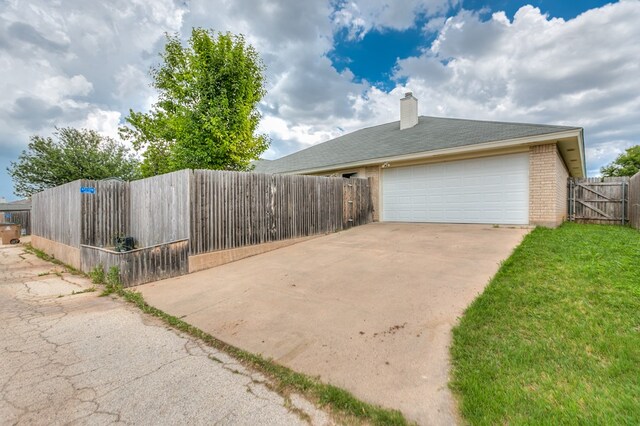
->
(1, 0), (639, 199)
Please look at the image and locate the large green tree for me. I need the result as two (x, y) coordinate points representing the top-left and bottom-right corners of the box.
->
(120, 28), (269, 177)
(600, 145), (640, 177)
(8, 128), (141, 197)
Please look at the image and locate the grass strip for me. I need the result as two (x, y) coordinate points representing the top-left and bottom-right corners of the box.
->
(450, 223), (640, 425)
(24, 243), (84, 275)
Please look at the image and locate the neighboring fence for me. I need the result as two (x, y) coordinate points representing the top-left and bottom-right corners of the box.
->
(568, 177), (629, 225)
(32, 170), (373, 286)
(0, 200), (32, 235)
(2, 210), (31, 235)
(629, 172), (640, 230)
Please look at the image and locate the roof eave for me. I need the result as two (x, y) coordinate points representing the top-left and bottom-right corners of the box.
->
(279, 128), (584, 175)
(579, 129), (587, 177)
(0, 203), (31, 212)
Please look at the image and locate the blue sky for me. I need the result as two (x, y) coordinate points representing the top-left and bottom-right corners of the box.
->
(330, 1), (614, 89)
(0, 0), (638, 200)
(462, 0), (611, 20)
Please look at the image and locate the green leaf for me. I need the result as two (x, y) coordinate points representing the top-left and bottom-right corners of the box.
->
(119, 28), (270, 177)
(600, 145), (640, 177)
(7, 128), (141, 197)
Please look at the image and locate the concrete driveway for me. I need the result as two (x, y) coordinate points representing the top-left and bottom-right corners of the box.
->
(139, 223), (530, 425)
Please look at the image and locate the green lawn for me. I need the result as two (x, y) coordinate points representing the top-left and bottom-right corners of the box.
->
(450, 223), (640, 425)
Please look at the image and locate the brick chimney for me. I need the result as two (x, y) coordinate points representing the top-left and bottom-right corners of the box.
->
(400, 92), (418, 130)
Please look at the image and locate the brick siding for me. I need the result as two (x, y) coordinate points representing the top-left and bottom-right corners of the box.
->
(529, 143), (568, 227)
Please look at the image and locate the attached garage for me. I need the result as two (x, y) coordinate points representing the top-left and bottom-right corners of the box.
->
(381, 153), (529, 224)
(253, 93), (586, 227)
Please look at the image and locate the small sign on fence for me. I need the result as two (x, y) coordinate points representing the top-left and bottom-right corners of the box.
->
(4, 213), (10, 221)
(80, 187), (96, 194)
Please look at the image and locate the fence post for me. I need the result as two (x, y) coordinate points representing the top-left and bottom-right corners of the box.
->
(568, 177), (576, 222)
(621, 181), (626, 225)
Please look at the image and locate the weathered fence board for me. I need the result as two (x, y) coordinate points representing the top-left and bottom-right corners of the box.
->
(568, 177), (629, 225)
(32, 180), (81, 247)
(130, 170), (190, 247)
(81, 240), (189, 287)
(188, 171), (371, 255)
(629, 172), (640, 230)
(344, 177), (373, 227)
(80, 179), (129, 247)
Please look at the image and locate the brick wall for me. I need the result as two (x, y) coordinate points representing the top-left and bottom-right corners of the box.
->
(529, 143), (568, 227)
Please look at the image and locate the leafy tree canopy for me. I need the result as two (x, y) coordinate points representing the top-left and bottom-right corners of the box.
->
(600, 145), (640, 177)
(8, 127), (141, 197)
(120, 28), (270, 177)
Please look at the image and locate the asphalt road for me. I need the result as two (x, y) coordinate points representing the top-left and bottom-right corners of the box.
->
(0, 241), (330, 425)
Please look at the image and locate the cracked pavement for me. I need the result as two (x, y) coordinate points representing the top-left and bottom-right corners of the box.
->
(0, 242), (332, 425)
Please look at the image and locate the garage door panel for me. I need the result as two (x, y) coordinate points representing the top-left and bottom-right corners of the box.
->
(382, 153), (529, 224)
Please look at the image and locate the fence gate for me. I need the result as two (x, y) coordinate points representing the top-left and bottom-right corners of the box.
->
(568, 177), (629, 225)
(342, 177), (372, 229)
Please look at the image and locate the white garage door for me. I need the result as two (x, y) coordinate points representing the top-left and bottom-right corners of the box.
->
(382, 153), (529, 224)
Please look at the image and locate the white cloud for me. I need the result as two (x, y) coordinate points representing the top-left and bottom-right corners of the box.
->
(259, 115), (343, 149)
(0, 0), (186, 198)
(390, 3), (640, 173)
(36, 75), (93, 102)
(115, 64), (150, 102)
(78, 109), (122, 139)
(333, 0), (458, 39)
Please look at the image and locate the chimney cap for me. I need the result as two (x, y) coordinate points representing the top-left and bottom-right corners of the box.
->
(400, 91), (418, 130)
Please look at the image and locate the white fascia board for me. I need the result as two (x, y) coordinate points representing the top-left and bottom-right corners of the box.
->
(578, 129), (587, 177)
(286, 129), (583, 175)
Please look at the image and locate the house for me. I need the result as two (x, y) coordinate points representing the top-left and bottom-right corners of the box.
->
(254, 93), (585, 227)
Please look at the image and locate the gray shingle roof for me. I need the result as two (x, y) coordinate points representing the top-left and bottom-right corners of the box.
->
(253, 116), (580, 174)
(0, 200), (31, 211)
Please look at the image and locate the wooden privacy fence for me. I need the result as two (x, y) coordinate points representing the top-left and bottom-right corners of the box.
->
(32, 170), (373, 286)
(568, 175), (640, 227)
(33, 180), (82, 247)
(189, 171), (371, 254)
(629, 172), (640, 230)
